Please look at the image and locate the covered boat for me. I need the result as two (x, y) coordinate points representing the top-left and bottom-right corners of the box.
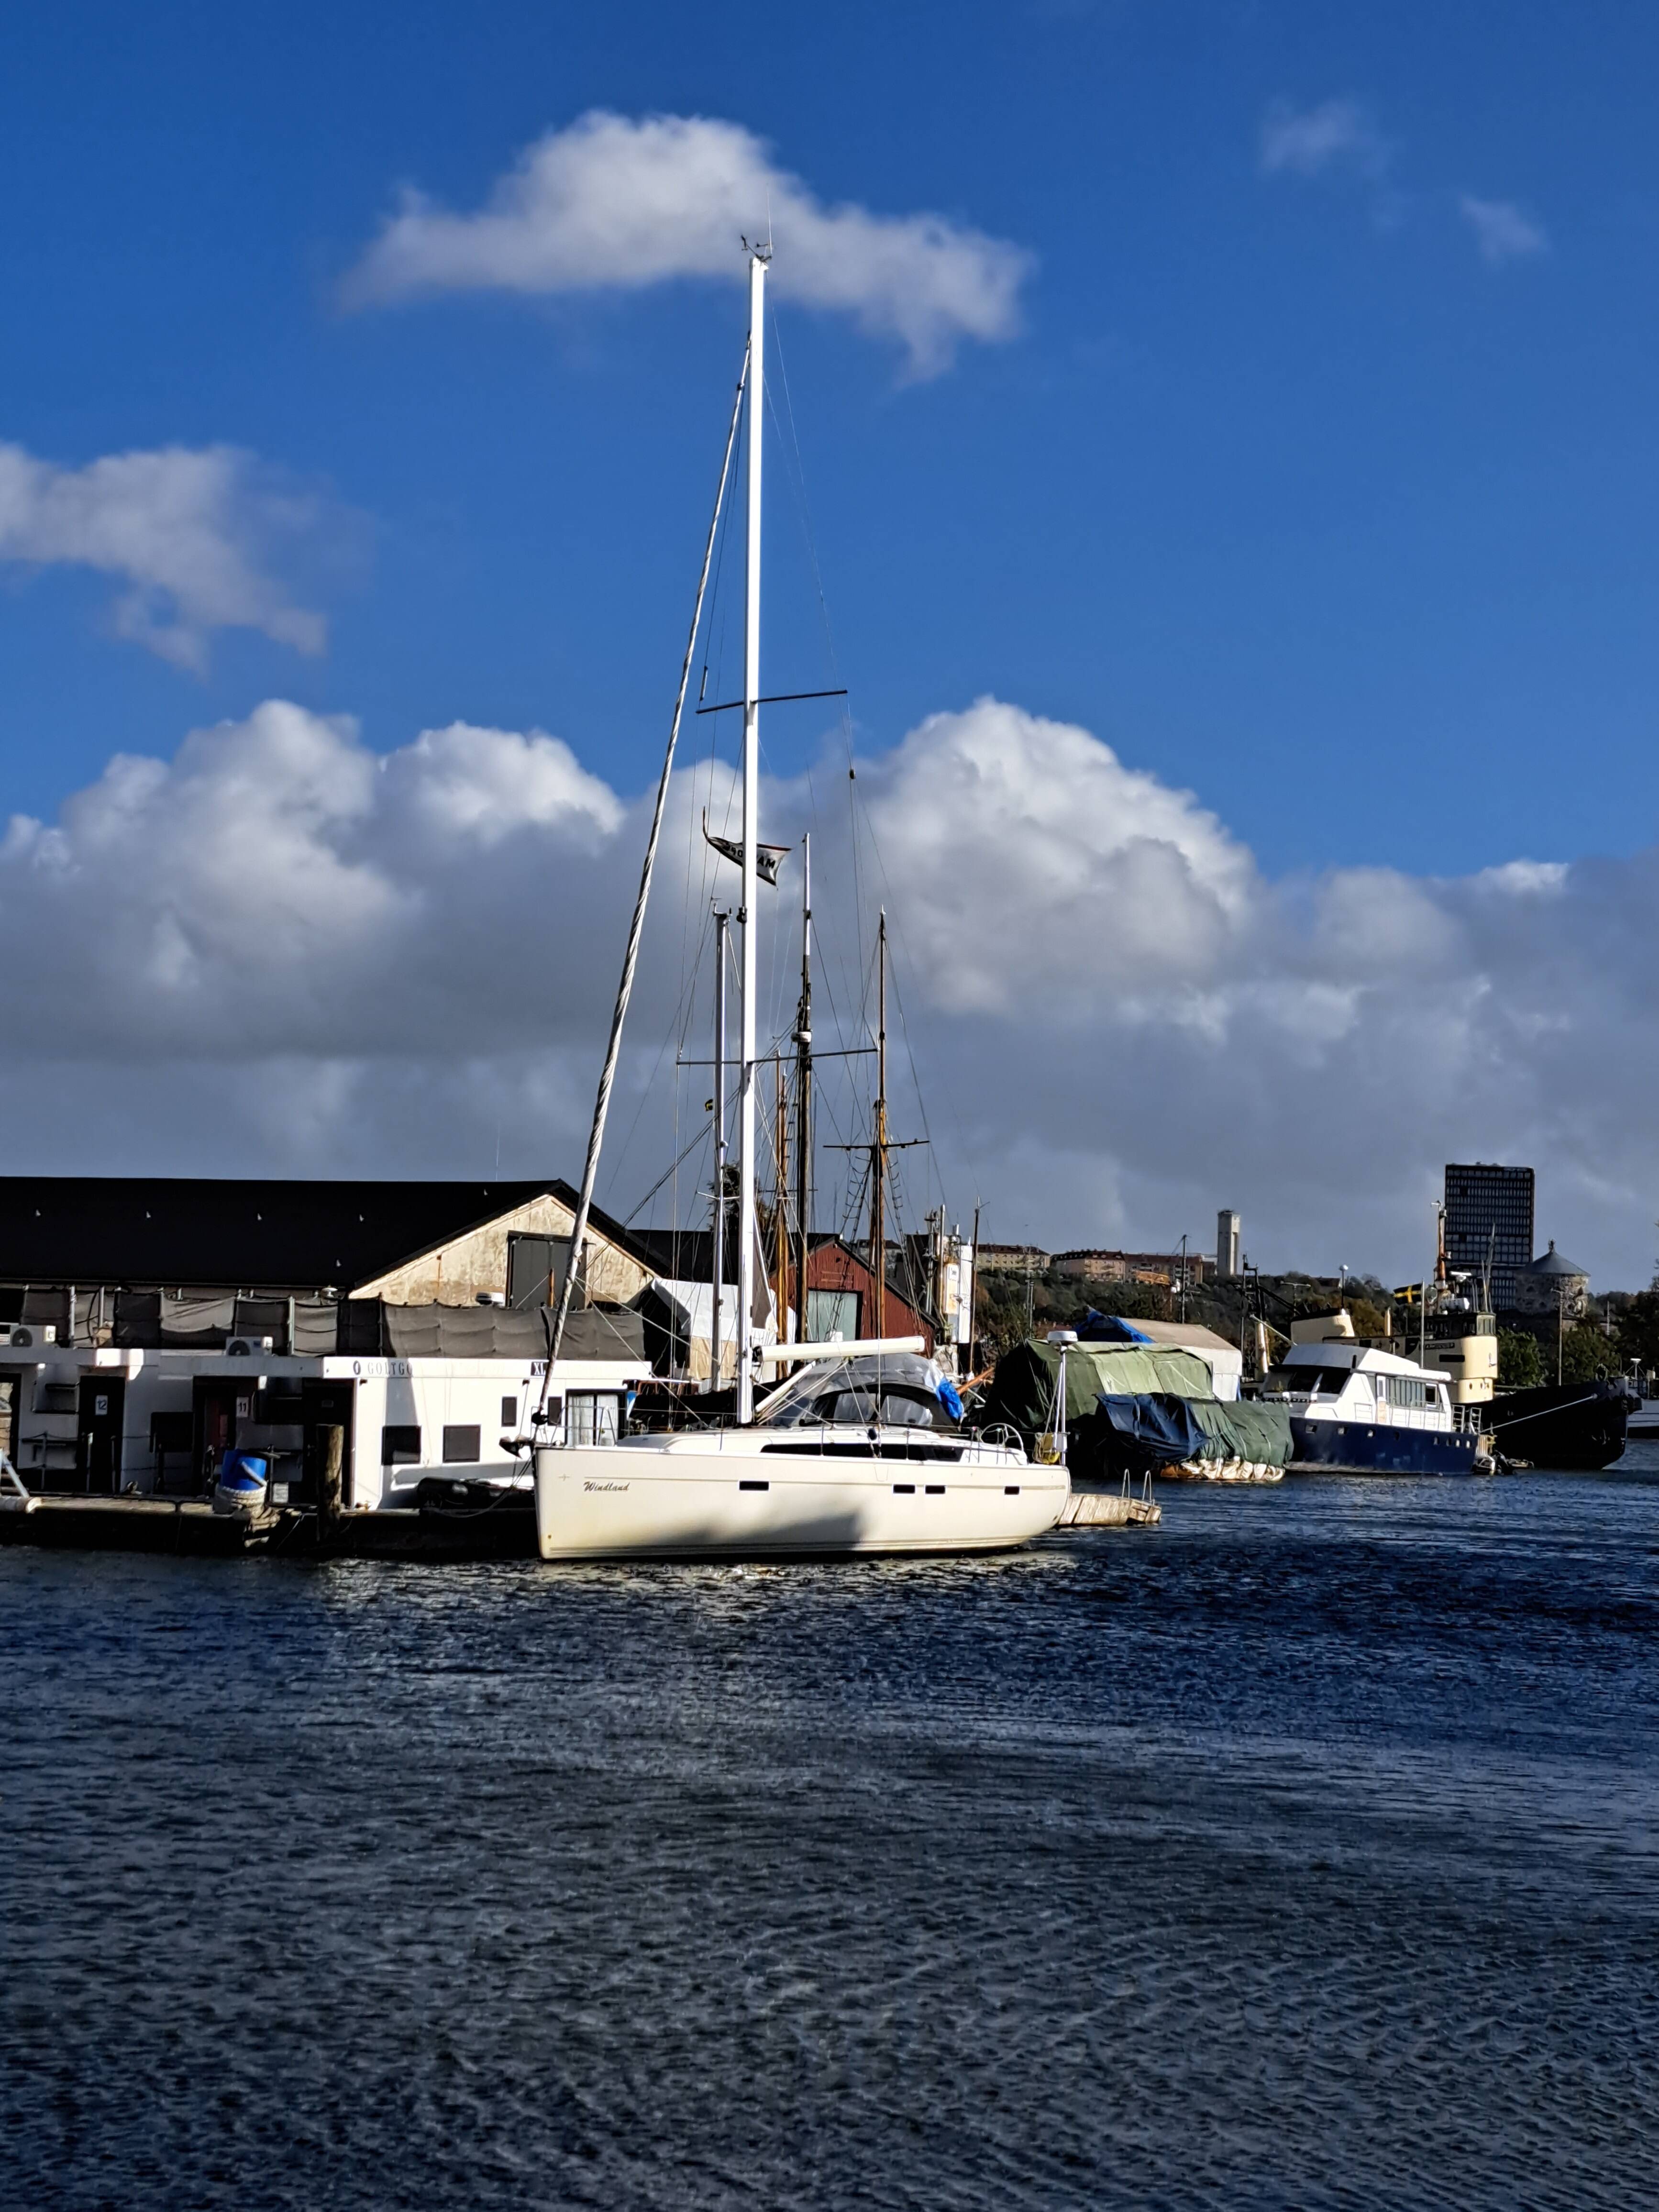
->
(978, 1334), (1286, 1483)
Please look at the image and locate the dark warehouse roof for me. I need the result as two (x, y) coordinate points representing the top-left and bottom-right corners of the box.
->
(0, 1176), (651, 1293)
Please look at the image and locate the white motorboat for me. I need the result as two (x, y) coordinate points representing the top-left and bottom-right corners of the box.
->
(1261, 1338), (1487, 1475)
(533, 246), (1068, 1561)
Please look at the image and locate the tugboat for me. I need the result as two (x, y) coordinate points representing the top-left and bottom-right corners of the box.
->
(1413, 1225), (1634, 1471)
(1419, 1294), (1633, 1471)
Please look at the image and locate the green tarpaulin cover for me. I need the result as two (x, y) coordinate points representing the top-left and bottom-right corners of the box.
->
(981, 1338), (1215, 1431)
(1184, 1397), (1292, 1465)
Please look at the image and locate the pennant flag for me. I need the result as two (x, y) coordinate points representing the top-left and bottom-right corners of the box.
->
(703, 809), (789, 885)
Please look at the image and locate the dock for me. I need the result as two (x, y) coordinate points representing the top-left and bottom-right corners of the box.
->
(0, 1493), (538, 1562)
(1059, 1488), (1161, 1528)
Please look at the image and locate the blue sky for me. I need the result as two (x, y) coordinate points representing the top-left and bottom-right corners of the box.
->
(3, 0), (1658, 1281)
(5, 0), (1650, 868)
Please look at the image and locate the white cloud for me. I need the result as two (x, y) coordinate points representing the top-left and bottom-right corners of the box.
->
(0, 441), (336, 670)
(1460, 195), (1550, 266)
(343, 111), (1031, 379)
(1259, 99), (1392, 182)
(847, 698), (1258, 1015)
(3, 695), (1657, 1287)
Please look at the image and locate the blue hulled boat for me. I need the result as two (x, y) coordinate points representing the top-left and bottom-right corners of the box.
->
(1262, 1340), (1489, 1475)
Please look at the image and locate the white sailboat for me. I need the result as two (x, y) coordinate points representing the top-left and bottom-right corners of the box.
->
(532, 245), (1065, 1559)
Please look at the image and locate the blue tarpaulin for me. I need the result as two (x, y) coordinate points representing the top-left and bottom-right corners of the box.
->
(1098, 1394), (1209, 1458)
(1077, 1311), (1155, 1344)
(1097, 1392), (1294, 1468)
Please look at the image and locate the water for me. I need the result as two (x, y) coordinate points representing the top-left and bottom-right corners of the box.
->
(6, 1462), (1659, 2211)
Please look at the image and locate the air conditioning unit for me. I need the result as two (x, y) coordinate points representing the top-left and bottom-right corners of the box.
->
(225, 1335), (275, 1357)
(8, 1325), (55, 1348)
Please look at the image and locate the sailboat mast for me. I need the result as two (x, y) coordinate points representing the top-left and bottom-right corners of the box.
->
(793, 833), (812, 1347)
(870, 909), (888, 1340)
(710, 908), (728, 1392)
(736, 245), (767, 1424)
(774, 1065), (790, 1335)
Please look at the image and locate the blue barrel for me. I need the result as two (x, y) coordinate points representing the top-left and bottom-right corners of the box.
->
(213, 1449), (269, 1515)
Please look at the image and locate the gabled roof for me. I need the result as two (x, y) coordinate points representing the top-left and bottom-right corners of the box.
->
(0, 1176), (655, 1294)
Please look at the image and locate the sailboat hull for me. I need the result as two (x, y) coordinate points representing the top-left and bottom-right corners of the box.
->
(534, 1434), (1068, 1559)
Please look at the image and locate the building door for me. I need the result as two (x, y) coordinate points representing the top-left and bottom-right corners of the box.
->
(77, 1376), (126, 1495)
(301, 1381), (357, 1509)
(193, 1381), (242, 1493)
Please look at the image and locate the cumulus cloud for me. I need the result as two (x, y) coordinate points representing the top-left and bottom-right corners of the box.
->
(1259, 99), (1392, 182)
(0, 441), (337, 670)
(0, 703), (628, 1054)
(2, 695), (1656, 1285)
(849, 699), (1258, 1014)
(1460, 195), (1550, 265)
(343, 111), (1031, 378)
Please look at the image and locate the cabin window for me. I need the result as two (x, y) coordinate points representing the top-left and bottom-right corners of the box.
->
(500, 1396), (518, 1428)
(441, 1425), (482, 1464)
(1271, 1367), (1341, 1395)
(381, 1425), (421, 1466)
(1381, 1377), (1431, 1409)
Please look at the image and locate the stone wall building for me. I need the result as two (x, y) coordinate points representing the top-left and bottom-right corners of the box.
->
(1505, 1241), (1590, 1323)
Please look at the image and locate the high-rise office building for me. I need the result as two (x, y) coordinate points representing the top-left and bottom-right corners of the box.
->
(1216, 1209), (1241, 1279)
(1443, 1163), (1534, 1309)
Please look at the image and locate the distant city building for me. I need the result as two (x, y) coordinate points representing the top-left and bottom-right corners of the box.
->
(1444, 1162), (1535, 1309)
(1506, 1241), (1590, 1323)
(1052, 1248), (1207, 1289)
(977, 1244), (1051, 1275)
(1216, 1210), (1241, 1280)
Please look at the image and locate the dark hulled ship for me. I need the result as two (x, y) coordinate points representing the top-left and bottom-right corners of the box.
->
(1420, 1303), (1633, 1471)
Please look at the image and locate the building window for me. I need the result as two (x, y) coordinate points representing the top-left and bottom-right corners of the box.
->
(807, 1289), (859, 1342)
(506, 1233), (572, 1310)
(565, 1394), (619, 1447)
(442, 1425), (482, 1463)
(381, 1425), (421, 1466)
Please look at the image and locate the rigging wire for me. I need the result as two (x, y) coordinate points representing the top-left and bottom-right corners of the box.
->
(539, 348), (747, 1391)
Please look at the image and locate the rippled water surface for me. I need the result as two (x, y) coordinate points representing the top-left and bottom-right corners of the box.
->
(6, 1463), (1659, 2210)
